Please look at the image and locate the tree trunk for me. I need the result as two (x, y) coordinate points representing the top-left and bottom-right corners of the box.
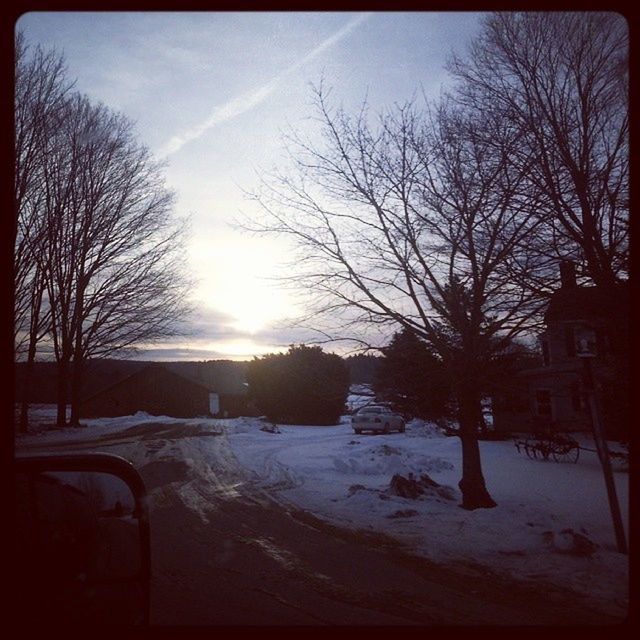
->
(69, 356), (84, 427)
(55, 357), (69, 429)
(18, 348), (36, 434)
(69, 283), (85, 427)
(19, 274), (46, 434)
(457, 387), (496, 510)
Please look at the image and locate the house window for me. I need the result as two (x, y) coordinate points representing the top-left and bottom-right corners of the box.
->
(535, 390), (552, 417)
(541, 340), (550, 366)
(564, 326), (576, 357)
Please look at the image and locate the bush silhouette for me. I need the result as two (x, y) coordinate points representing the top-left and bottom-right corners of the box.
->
(247, 345), (350, 425)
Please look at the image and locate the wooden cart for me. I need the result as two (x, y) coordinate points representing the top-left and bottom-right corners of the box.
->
(514, 431), (580, 463)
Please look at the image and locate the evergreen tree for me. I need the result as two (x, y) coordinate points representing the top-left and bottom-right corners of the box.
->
(374, 329), (452, 420)
(247, 345), (350, 425)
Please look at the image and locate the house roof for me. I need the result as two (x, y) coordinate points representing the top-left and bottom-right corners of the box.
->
(544, 281), (629, 324)
(516, 363), (581, 377)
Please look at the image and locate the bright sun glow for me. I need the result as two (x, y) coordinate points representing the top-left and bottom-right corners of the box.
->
(189, 233), (298, 335)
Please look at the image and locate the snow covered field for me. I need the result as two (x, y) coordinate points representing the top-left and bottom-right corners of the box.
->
(16, 406), (629, 617)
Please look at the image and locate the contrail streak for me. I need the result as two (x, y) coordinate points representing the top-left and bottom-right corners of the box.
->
(159, 13), (372, 157)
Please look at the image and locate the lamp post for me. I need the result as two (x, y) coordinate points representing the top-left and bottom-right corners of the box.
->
(575, 323), (628, 554)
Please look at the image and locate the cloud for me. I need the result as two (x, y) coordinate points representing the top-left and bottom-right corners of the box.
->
(159, 12), (372, 156)
(130, 347), (234, 361)
(159, 82), (279, 156)
(131, 299), (331, 361)
(180, 305), (246, 341)
(180, 304), (318, 345)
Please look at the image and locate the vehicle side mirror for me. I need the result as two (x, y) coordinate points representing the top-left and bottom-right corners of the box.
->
(14, 453), (151, 626)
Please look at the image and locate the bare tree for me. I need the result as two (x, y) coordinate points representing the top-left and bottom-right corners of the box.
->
(449, 12), (628, 288)
(415, 102), (549, 506)
(245, 88), (545, 509)
(31, 92), (191, 428)
(14, 33), (71, 432)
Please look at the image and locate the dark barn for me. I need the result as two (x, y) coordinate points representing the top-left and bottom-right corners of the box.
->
(79, 363), (246, 419)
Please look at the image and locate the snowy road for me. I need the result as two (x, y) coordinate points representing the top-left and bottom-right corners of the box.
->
(17, 420), (624, 626)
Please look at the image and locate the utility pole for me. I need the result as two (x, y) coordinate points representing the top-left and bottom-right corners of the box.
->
(576, 325), (628, 555)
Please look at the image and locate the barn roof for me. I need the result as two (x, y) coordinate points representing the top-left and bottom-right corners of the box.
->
(81, 361), (248, 404)
(80, 363), (213, 403)
(163, 361), (248, 396)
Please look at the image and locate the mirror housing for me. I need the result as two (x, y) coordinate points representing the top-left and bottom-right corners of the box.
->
(14, 452), (151, 626)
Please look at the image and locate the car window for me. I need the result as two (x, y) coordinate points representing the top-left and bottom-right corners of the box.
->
(359, 406), (391, 414)
(359, 407), (381, 414)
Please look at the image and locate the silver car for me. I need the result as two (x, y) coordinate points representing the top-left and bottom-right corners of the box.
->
(351, 405), (405, 434)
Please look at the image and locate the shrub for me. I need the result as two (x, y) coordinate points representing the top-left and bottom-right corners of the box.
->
(247, 345), (349, 425)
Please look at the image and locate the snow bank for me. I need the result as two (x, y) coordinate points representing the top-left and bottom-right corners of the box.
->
(13, 405), (231, 452)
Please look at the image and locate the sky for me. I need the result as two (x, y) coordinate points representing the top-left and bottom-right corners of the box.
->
(17, 11), (483, 361)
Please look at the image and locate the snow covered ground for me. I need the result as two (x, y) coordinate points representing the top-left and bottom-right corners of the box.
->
(16, 406), (629, 617)
(226, 417), (629, 614)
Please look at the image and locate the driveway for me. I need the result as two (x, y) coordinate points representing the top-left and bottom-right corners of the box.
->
(16, 422), (622, 626)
